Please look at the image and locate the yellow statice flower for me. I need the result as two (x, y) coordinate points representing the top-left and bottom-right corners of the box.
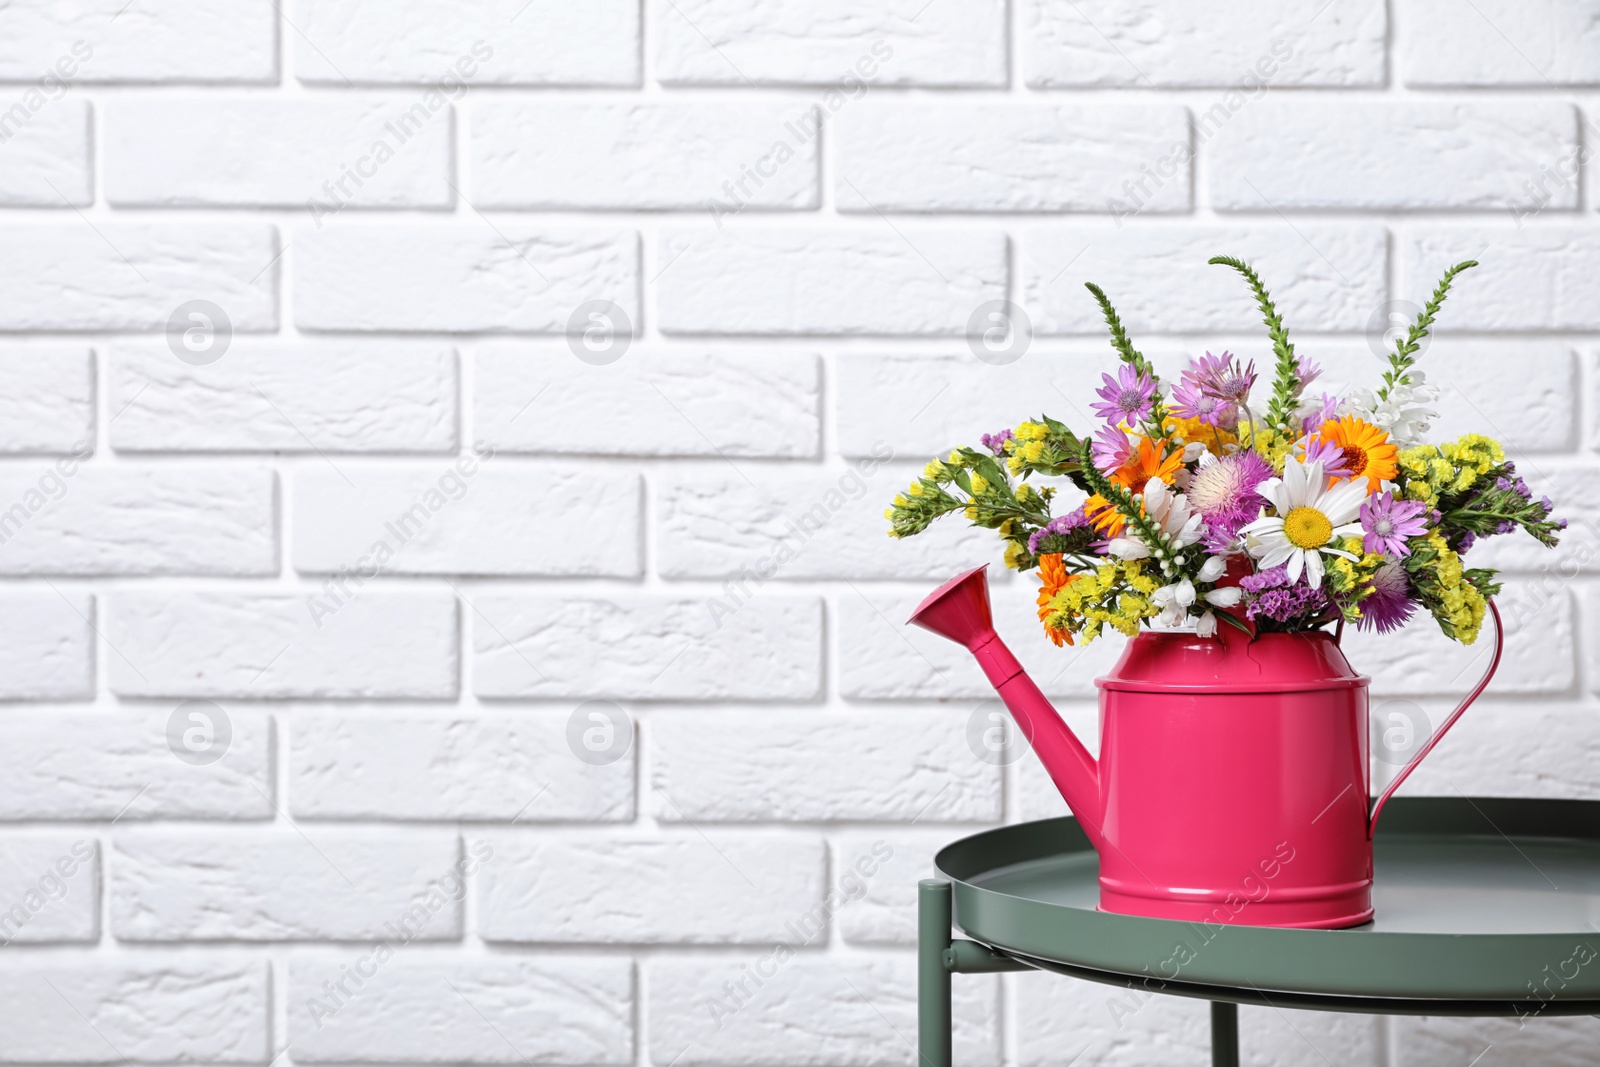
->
(1419, 532), (1487, 644)
(970, 473), (989, 495)
(1003, 540), (1028, 570)
(1398, 434), (1508, 506)
(1014, 421), (1049, 442)
(1163, 414), (1237, 456)
(1239, 423), (1294, 473)
(1037, 560), (1159, 644)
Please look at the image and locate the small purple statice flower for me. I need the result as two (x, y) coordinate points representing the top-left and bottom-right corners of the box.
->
(1027, 507), (1092, 556)
(1359, 492), (1430, 557)
(1240, 564), (1331, 625)
(1089, 364), (1157, 425)
(980, 429), (1014, 457)
(1356, 561), (1418, 634)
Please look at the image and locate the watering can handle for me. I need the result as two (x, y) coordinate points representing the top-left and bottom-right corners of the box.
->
(1366, 599), (1503, 840)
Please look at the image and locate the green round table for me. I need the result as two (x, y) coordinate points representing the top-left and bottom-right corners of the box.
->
(920, 797), (1600, 1067)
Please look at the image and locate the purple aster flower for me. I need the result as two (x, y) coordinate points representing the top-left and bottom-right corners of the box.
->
(980, 429), (1014, 457)
(1296, 357), (1322, 395)
(1298, 434), (1354, 479)
(1356, 561), (1417, 634)
(1090, 364), (1157, 425)
(1359, 492), (1430, 557)
(1188, 351), (1258, 406)
(1240, 564), (1331, 625)
(1300, 392), (1340, 437)
(1457, 531), (1477, 553)
(1091, 423), (1136, 473)
(1027, 507), (1092, 555)
(1169, 378), (1238, 430)
(1540, 495), (1555, 513)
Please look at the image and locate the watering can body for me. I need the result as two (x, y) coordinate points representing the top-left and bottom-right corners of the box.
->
(910, 565), (1501, 929)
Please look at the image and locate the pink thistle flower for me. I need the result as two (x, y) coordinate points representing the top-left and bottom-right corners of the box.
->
(1360, 492), (1430, 557)
(1356, 560), (1418, 633)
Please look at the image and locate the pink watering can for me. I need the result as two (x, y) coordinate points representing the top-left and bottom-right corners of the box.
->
(910, 565), (1503, 929)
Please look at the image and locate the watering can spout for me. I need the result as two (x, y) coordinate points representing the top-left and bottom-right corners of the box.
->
(909, 566), (1105, 849)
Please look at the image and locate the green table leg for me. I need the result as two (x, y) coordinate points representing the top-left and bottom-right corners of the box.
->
(1210, 1001), (1239, 1067)
(919, 879), (953, 1067)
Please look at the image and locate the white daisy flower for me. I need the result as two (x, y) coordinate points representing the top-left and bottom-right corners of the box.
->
(1240, 458), (1366, 588)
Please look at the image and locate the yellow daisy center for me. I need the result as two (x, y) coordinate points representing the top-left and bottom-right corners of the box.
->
(1283, 506), (1333, 550)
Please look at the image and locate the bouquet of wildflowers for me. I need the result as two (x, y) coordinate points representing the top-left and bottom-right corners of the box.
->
(887, 258), (1564, 646)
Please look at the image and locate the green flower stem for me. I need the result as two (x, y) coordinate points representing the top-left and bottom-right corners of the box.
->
(1084, 282), (1167, 425)
(1377, 260), (1478, 402)
(1076, 439), (1173, 559)
(1208, 256), (1297, 432)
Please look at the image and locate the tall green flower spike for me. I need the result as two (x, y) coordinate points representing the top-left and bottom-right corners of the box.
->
(1084, 282), (1166, 425)
(1376, 260), (1479, 402)
(1207, 256), (1299, 432)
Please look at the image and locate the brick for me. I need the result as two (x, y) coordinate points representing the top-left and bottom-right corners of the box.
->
(295, 226), (638, 333)
(1403, 230), (1600, 330)
(1014, 969), (1380, 1067)
(110, 341), (456, 453)
(293, 461), (641, 577)
(0, 224), (278, 331)
(838, 586), (1129, 700)
(477, 834), (826, 944)
(474, 346), (820, 458)
(0, 960), (268, 1063)
(1345, 580), (1574, 697)
(657, 463), (1000, 581)
(0, 835), (99, 944)
(0, 347), (92, 454)
(288, 956), (632, 1063)
(837, 103), (1190, 213)
(0, 465), (274, 576)
(105, 98), (452, 208)
(0, 710), (272, 821)
(0, 590), (92, 699)
(298, 0), (638, 85)
(657, 0), (1005, 86)
(1401, 0), (1600, 86)
(112, 831), (462, 941)
(0, 1), (275, 83)
(835, 351), (1152, 459)
(109, 591), (458, 699)
(1372, 701), (1600, 802)
(833, 832), (946, 945)
(289, 711), (632, 821)
(648, 957), (999, 1067)
(1392, 1015), (1600, 1066)
(1025, 0), (1385, 87)
(0, 96), (89, 205)
(659, 230), (1006, 335)
(651, 710), (1000, 823)
(471, 593), (821, 700)
(1209, 103), (1577, 210)
(1021, 225), (1387, 333)
(472, 101), (817, 210)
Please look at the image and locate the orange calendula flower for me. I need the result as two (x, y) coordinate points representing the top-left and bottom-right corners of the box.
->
(1085, 436), (1184, 535)
(1035, 553), (1076, 647)
(1317, 415), (1398, 492)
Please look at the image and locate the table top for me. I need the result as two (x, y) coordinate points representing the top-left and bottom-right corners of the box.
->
(936, 797), (1600, 1014)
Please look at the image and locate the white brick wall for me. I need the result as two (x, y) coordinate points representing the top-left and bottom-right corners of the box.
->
(1, 3), (1597, 1066)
